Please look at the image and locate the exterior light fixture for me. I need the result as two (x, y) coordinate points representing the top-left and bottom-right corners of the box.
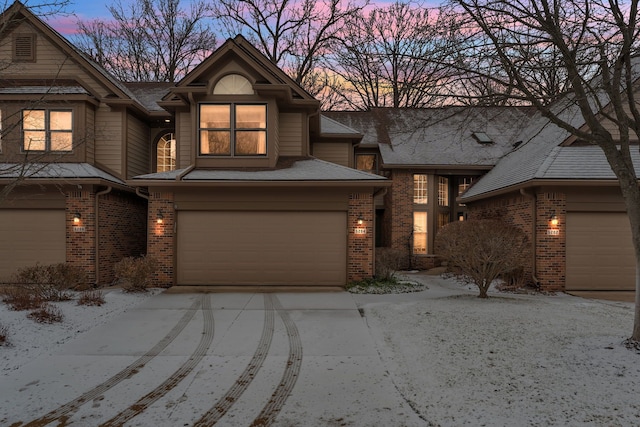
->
(549, 213), (559, 226)
(73, 212), (81, 224)
(357, 216), (364, 225)
(156, 210), (164, 224)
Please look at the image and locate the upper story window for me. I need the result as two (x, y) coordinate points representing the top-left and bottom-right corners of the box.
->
(414, 174), (428, 204)
(199, 104), (267, 156)
(438, 176), (449, 207)
(157, 132), (176, 172)
(213, 74), (253, 95)
(356, 154), (378, 174)
(22, 109), (72, 152)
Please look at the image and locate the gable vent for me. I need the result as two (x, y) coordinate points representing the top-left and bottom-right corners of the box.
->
(13, 34), (36, 62)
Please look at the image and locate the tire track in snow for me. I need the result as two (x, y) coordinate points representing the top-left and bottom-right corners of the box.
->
(21, 296), (204, 427)
(101, 294), (214, 426)
(193, 293), (275, 426)
(250, 294), (303, 427)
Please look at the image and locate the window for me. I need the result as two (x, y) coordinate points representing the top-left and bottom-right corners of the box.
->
(414, 174), (428, 204)
(438, 212), (450, 229)
(22, 110), (72, 152)
(458, 177), (473, 196)
(199, 104), (267, 156)
(438, 177), (449, 207)
(213, 74), (253, 95)
(413, 211), (427, 254)
(157, 133), (176, 172)
(356, 154), (378, 174)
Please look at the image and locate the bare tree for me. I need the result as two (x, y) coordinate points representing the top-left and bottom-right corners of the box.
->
(211, 0), (368, 93)
(326, 1), (461, 110)
(451, 0), (640, 343)
(75, 0), (216, 82)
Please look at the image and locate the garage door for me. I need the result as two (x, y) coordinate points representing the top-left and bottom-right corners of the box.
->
(566, 212), (635, 291)
(177, 211), (347, 286)
(0, 209), (66, 281)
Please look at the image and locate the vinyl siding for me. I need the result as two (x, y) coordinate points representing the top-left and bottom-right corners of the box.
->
(312, 142), (350, 167)
(95, 104), (123, 175)
(178, 111), (192, 169)
(126, 113), (150, 177)
(85, 107), (95, 163)
(279, 112), (302, 156)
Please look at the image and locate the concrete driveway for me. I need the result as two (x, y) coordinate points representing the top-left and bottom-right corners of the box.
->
(0, 292), (424, 426)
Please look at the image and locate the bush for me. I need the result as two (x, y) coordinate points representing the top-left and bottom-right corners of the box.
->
(77, 289), (105, 306)
(435, 219), (531, 298)
(12, 263), (89, 302)
(0, 323), (8, 346)
(375, 248), (405, 280)
(114, 256), (157, 292)
(1, 285), (43, 311)
(27, 303), (64, 323)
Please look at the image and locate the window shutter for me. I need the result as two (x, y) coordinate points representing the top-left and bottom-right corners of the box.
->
(13, 34), (35, 62)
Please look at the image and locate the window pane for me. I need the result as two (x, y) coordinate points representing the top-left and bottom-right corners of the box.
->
(413, 211), (427, 254)
(356, 154), (376, 173)
(438, 212), (450, 229)
(24, 131), (46, 150)
(200, 105), (230, 128)
(50, 132), (72, 151)
(50, 111), (72, 130)
(438, 176), (449, 206)
(200, 130), (230, 155)
(236, 105), (266, 129)
(23, 110), (44, 130)
(157, 133), (176, 172)
(414, 174), (428, 204)
(235, 131), (266, 155)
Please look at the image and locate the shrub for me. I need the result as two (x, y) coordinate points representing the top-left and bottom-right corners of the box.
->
(77, 289), (105, 306)
(435, 219), (531, 298)
(375, 248), (405, 280)
(12, 263), (89, 302)
(114, 256), (157, 292)
(0, 323), (8, 346)
(1, 285), (43, 311)
(27, 303), (64, 323)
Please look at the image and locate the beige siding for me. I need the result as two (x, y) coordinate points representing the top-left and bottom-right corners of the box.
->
(312, 142), (351, 167)
(85, 107), (95, 163)
(279, 112), (302, 156)
(95, 104), (123, 175)
(177, 111), (192, 169)
(126, 113), (150, 177)
(2, 22), (111, 97)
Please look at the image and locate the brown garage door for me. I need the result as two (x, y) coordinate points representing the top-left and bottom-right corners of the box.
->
(0, 209), (66, 281)
(566, 212), (635, 291)
(177, 211), (347, 286)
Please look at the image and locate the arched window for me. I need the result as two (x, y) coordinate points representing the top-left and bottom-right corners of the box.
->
(213, 74), (253, 95)
(156, 133), (176, 172)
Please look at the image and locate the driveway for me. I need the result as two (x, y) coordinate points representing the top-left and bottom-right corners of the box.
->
(0, 292), (424, 426)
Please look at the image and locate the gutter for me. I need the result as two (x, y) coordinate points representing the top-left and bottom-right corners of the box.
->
(95, 186), (112, 286)
(520, 188), (540, 287)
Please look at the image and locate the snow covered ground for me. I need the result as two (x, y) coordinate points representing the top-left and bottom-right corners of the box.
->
(1, 276), (640, 426)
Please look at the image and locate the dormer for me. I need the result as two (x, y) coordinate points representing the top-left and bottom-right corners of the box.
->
(159, 35), (319, 169)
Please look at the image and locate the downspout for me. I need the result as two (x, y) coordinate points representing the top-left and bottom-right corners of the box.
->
(95, 186), (112, 286)
(520, 188), (540, 287)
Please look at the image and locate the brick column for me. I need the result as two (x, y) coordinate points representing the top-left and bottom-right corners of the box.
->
(148, 192), (175, 287)
(385, 170), (413, 267)
(66, 190), (97, 284)
(348, 192), (374, 282)
(536, 192), (566, 292)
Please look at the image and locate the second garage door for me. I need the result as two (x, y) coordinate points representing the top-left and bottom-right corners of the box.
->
(566, 212), (635, 291)
(0, 209), (66, 281)
(177, 211), (347, 286)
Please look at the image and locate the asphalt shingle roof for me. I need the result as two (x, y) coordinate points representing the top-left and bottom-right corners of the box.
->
(0, 163), (126, 185)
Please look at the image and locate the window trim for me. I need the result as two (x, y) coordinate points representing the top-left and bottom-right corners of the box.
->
(198, 103), (268, 157)
(22, 109), (73, 153)
(156, 132), (176, 172)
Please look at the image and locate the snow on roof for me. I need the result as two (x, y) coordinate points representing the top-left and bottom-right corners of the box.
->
(326, 108), (531, 165)
(0, 163), (126, 185)
(320, 115), (362, 136)
(0, 86), (89, 95)
(124, 83), (174, 112)
(133, 158), (388, 182)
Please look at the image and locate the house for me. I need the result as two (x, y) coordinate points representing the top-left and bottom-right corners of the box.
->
(0, 1), (388, 288)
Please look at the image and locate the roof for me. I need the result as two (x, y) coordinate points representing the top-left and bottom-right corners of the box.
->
(0, 163), (126, 185)
(132, 158), (388, 184)
(325, 108), (532, 166)
(124, 82), (174, 112)
(320, 115), (362, 136)
(0, 85), (89, 95)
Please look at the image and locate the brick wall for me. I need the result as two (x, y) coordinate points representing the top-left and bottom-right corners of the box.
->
(383, 170), (413, 267)
(97, 190), (147, 285)
(66, 190), (96, 283)
(348, 192), (374, 282)
(467, 190), (567, 292)
(148, 192), (175, 287)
